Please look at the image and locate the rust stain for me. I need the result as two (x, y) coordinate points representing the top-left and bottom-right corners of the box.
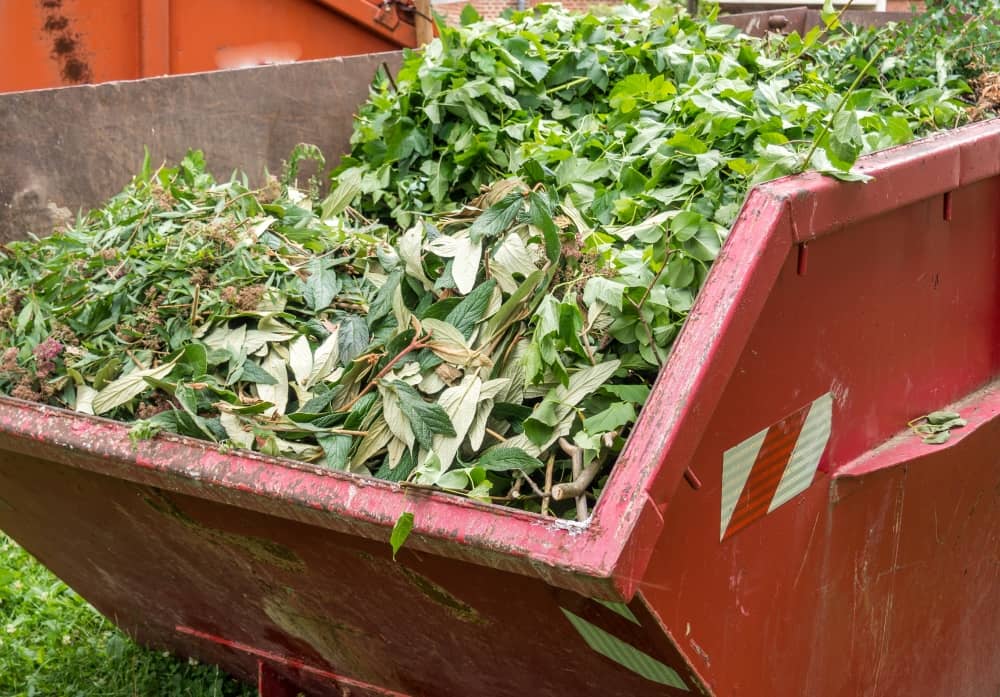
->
(38, 0), (93, 84)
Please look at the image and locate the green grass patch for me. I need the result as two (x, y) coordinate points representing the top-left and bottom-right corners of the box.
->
(0, 534), (254, 697)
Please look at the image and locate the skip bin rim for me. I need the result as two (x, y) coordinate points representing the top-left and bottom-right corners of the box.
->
(1, 117), (998, 602)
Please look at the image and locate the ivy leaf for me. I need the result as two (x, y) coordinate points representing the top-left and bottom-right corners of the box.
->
(582, 402), (636, 434)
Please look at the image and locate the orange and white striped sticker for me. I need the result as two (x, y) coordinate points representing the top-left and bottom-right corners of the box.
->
(720, 393), (833, 541)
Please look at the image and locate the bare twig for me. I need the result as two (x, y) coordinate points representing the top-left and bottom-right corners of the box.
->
(558, 437), (589, 521)
(518, 471), (547, 498)
(485, 426), (508, 442)
(507, 474), (524, 499)
(541, 452), (555, 516)
(552, 438), (602, 506)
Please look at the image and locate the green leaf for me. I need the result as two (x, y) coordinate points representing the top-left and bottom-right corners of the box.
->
(926, 410), (961, 425)
(317, 433), (353, 470)
(477, 447), (544, 473)
(922, 431), (951, 445)
(469, 191), (524, 242)
(582, 401), (636, 434)
(668, 132), (709, 155)
(669, 211), (704, 242)
(446, 280), (495, 339)
(322, 167), (363, 218)
(827, 111), (865, 168)
(459, 3), (480, 25)
(338, 315), (370, 366)
(389, 512), (414, 561)
(240, 360), (278, 385)
(528, 191), (561, 263)
(583, 277), (625, 311)
(367, 270), (401, 327)
(303, 259), (339, 311)
(172, 343), (208, 379)
(390, 380), (456, 450)
(600, 384), (650, 404)
(288, 335), (313, 387)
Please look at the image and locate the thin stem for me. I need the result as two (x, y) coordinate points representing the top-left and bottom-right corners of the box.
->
(770, 0), (859, 76)
(485, 427), (508, 442)
(338, 332), (429, 413)
(328, 428), (368, 437)
(545, 76), (589, 95)
(518, 471), (547, 498)
(541, 452), (555, 517)
(801, 46), (887, 172)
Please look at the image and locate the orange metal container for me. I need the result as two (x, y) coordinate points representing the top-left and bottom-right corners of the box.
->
(0, 0), (416, 93)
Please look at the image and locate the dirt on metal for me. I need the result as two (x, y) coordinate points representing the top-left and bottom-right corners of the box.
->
(143, 489), (305, 572)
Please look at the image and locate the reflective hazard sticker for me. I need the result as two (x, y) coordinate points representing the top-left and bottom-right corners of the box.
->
(720, 393), (833, 541)
(561, 608), (689, 691)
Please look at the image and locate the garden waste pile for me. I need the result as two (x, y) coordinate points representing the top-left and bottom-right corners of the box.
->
(0, 2), (996, 518)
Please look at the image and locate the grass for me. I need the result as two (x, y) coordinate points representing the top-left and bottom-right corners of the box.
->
(0, 534), (256, 697)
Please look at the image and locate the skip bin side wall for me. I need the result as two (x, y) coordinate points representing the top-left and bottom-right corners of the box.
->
(0, 452), (702, 697)
(0, 51), (403, 244)
(635, 119), (1000, 696)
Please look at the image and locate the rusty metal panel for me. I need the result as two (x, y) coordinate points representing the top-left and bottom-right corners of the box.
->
(720, 7), (913, 36)
(0, 0), (140, 90)
(804, 8), (914, 29)
(0, 453), (703, 696)
(0, 52), (402, 243)
(0, 0), (413, 94)
(719, 6), (810, 34)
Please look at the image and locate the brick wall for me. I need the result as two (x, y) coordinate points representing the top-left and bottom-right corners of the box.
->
(434, 0), (926, 24)
(434, 0), (614, 24)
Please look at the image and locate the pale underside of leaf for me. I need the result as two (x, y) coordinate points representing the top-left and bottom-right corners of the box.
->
(92, 359), (178, 414)
(258, 350), (289, 417)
